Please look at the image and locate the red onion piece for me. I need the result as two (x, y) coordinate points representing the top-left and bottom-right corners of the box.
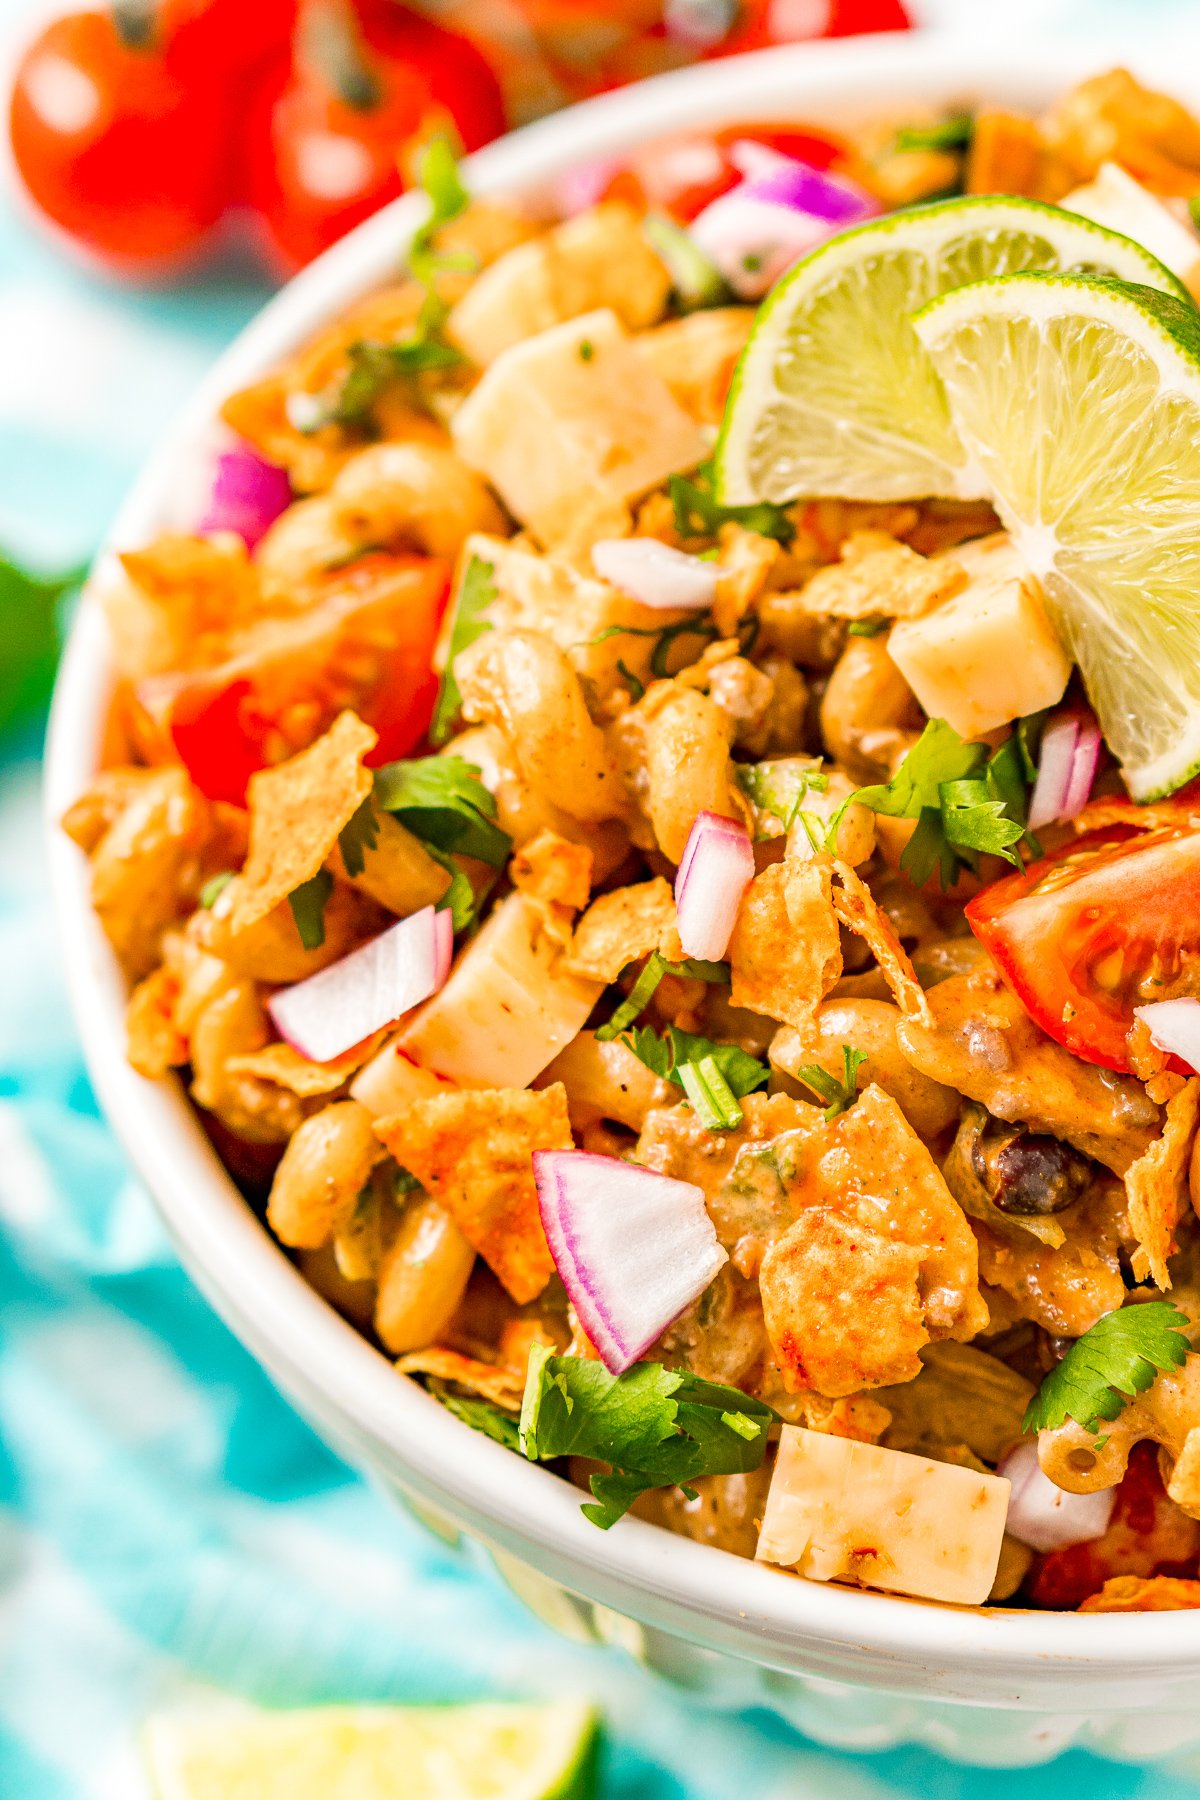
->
(1026, 709), (1101, 831)
(690, 156), (877, 298)
(268, 904), (450, 1064)
(198, 444), (292, 550)
(674, 811), (755, 961)
(592, 537), (723, 611)
(556, 157), (623, 218)
(1135, 998), (1200, 1074)
(997, 1440), (1116, 1554)
(534, 1149), (728, 1373)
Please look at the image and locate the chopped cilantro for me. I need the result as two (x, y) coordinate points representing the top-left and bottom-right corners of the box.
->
(429, 1382), (521, 1453)
(198, 871), (234, 910)
(792, 1043), (868, 1121)
(846, 615), (888, 637)
(615, 657), (645, 701)
(594, 951), (729, 1043)
(1022, 1302), (1191, 1438)
(1190, 195), (1200, 233)
(337, 798), (380, 878)
(829, 716), (1036, 889)
(519, 1347), (777, 1528)
(735, 759), (828, 834)
(287, 868), (333, 950)
(894, 113), (974, 154)
(430, 555), (497, 745)
(372, 754), (510, 867)
(620, 1023), (768, 1130)
(642, 212), (729, 312)
(578, 338), (595, 362)
(407, 133), (470, 281)
(669, 461), (795, 546)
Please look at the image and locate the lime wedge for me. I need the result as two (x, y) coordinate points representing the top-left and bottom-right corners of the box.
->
(143, 1699), (600, 1800)
(913, 273), (1200, 799)
(715, 195), (1190, 506)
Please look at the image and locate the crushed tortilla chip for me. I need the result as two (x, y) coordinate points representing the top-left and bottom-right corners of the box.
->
(966, 109), (1076, 201)
(712, 525), (779, 637)
(1078, 1574), (1200, 1613)
(1127, 1076), (1200, 1287)
(226, 1033), (387, 1098)
(126, 965), (187, 1079)
(1045, 68), (1200, 196)
(228, 711), (377, 936)
(729, 860), (841, 1030)
(1167, 1426), (1200, 1515)
(374, 1084), (573, 1303)
(108, 534), (269, 679)
(511, 829), (593, 929)
(395, 1347), (525, 1410)
(832, 859), (933, 1026)
(788, 1391), (893, 1443)
(1073, 797), (1200, 835)
(566, 877), (675, 982)
(795, 536), (967, 623)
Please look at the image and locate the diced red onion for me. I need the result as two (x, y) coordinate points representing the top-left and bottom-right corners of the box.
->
(728, 138), (794, 181)
(675, 810), (755, 961)
(690, 156), (877, 298)
(534, 1148), (728, 1373)
(997, 1440), (1116, 1554)
(268, 904), (452, 1064)
(1134, 998), (1200, 1074)
(1026, 709), (1101, 831)
(592, 537), (724, 611)
(198, 444), (292, 550)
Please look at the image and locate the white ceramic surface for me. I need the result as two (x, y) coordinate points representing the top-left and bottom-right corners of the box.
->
(45, 32), (1200, 1765)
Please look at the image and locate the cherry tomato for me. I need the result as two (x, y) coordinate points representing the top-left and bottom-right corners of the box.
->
(724, 0), (911, 49)
(9, 8), (233, 270)
(1024, 1443), (1200, 1611)
(134, 554), (449, 804)
(161, 0), (298, 80)
(247, 0), (504, 273)
(966, 824), (1200, 1074)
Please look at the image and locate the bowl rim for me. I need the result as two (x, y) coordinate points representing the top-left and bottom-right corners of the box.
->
(44, 28), (1200, 1690)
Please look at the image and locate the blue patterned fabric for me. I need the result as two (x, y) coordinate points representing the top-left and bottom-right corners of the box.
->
(5, 1), (1200, 1792)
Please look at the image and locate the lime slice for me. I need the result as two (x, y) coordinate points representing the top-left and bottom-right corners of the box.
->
(913, 273), (1200, 799)
(143, 1699), (600, 1800)
(715, 195), (1190, 506)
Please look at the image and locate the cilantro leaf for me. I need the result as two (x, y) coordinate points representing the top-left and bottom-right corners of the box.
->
(831, 717), (1035, 889)
(287, 868), (333, 950)
(620, 1023), (769, 1130)
(430, 556), (497, 745)
(337, 798), (380, 878)
(519, 1347), (776, 1528)
(1, 554), (83, 736)
(296, 135), (470, 435)
(372, 755), (511, 868)
(669, 461), (795, 546)
(424, 843), (487, 934)
(846, 615), (888, 638)
(735, 758), (828, 835)
(428, 1382), (521, 1453)
(595, 950), (729, 1043)
(1022, 1302), (1192, 1437)
(792, 1043), (868, 1121)
(893, 112), (974, 154)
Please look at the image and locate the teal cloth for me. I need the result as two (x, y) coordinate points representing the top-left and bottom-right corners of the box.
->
(5, 1), (1200, 1791)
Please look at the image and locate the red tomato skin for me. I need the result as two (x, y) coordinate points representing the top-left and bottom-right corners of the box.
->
(966, 825), (1200, 1074)
(161, 0), (299, 80)
(136, 556), (448, 804)
(1024, 1443), (1200, 1611)
(355, 7), (505, 153)
(9, 9), (233, 270)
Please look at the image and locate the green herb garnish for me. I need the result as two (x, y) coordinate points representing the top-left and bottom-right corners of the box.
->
(287, 868), (334, 950)
(337, 798), (380, 878)
(792, 1044), (868, 1121)
(846, 615), (888, 637)
(594, 951), (729, 1043)
(372, 754), (510, 867)
(1022, 1302), (1191, 1439)
(429, 1382), (521, 1453)
(620, 1024), (769, 1131)
(829, 716), (1036, 888)
(669, 461), (795, 546)
(430, 555), (497, 745)
(735, 759), (828, 834)
(520, 1348), (777, 1528)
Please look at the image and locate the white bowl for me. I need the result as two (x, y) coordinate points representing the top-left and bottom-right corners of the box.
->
(45, 31), (1200, 1767)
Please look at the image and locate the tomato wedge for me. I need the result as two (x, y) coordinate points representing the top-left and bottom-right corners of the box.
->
(134, 554), (448, 804)
(966, 825), (1200, 1073)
